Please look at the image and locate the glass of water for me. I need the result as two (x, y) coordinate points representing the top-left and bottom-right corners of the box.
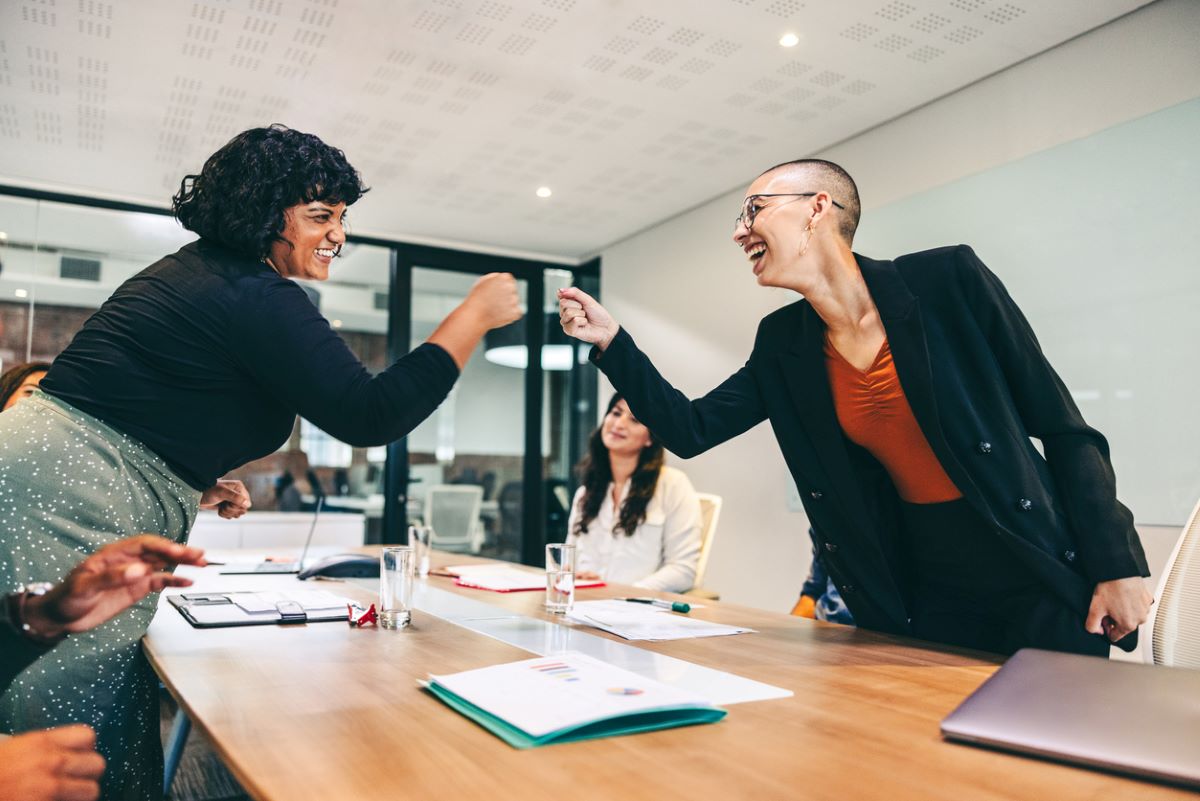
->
(545, 543), (576, 614)
(380, 546), (415, 629)
(408, 524), (432, 579)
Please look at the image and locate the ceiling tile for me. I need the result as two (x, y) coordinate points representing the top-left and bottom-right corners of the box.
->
(0, 0), (1153, 259)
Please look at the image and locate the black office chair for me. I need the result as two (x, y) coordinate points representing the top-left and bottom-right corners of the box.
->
(493, 480), (524, 562)
(545, 478), (571, 545)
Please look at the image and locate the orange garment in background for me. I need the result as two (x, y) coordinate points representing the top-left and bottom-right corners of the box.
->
(824, 335), (962, 505)
(791, 595), (817, 618)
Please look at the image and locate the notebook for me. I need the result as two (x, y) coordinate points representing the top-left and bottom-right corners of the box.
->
(941, 648), (1200, 789)
(422, 651), (726, 748)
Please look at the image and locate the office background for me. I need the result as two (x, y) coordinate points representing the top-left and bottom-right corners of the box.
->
(596, 0), (1200, 608)
(1, 0), (1197, 609)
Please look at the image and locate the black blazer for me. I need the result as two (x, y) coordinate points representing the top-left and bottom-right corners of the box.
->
(592, 245), (1148, 640)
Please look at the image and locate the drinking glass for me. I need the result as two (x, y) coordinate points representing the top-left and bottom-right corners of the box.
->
(408, 524), (432, 578)
(380, 546), (415, 629)
(545, 543), (576, 614)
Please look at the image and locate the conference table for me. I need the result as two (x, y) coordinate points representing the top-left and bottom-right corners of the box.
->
(145, 548), (1192, 801)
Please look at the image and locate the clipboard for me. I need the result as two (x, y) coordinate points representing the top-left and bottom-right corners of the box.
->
(167, 591), (352, 628)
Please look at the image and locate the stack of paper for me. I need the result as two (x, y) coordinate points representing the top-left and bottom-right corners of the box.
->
(446, 564), (604, 593)
(423, 651), (726, 748)
(229, 590), (349, 614)
(566, 600), (755, 641)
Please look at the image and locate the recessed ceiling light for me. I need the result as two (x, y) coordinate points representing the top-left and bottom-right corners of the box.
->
(15, 289), (28, 299)
(536, 187), (552, 198)
(331, 319), (343, 328)
(779, 32), (800, 48)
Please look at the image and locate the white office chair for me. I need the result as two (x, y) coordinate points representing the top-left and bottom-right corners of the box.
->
(1146, 496), (1200, 668)
(687, 493), (722, 601)
(424, 484), (485, 553)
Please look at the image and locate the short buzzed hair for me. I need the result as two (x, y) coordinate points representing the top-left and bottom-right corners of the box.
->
(760, 159), (861, 244)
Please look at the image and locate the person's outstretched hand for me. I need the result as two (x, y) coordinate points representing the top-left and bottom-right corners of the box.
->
(200, 479), (252, 519)
(23, 535), (207, 639)
(0, 725), (105, 801)
(558, 287), (619, 351)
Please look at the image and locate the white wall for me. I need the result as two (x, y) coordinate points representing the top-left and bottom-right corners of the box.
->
(851, 98), (1200, 525)
(597, 0), (1200, 610)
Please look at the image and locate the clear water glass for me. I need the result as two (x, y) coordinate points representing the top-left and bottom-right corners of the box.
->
(408, 524), (432, 578)
(380, 546), (414, 629)
(545, 543), (576, 614)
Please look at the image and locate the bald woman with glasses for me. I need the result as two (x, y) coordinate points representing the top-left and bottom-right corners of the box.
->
(559, 158), (1151, 658)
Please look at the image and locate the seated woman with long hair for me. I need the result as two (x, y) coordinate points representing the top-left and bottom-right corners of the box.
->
(566, 394), (702, 593)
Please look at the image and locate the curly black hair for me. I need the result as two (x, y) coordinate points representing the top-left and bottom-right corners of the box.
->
(573, 394), (665, 539)
(172, 124), (368, 260)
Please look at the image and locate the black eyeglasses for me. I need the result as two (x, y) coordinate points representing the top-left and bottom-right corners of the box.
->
(734, 193), (845, 233)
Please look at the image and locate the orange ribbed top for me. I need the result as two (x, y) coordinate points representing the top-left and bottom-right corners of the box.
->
(824, 335), (962, 504)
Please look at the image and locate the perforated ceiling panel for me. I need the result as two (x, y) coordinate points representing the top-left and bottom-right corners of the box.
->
(0, 0), (1151, 258)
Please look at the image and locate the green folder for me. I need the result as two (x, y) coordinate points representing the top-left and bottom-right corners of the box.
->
(424, 681), (727, 749)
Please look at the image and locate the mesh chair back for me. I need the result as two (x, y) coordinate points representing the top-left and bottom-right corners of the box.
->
(1151, 498), (1200, 667)
(425, 485), (484, 553)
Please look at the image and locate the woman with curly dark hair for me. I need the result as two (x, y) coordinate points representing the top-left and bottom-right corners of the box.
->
(0, 124), (521, 800)
(0, 360), (50, 410)
(566, 394), (702, 593)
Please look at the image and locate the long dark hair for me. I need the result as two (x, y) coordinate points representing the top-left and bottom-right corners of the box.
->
(172, 124), (368, 260)
(573, 394), (665, 538)
(0, 361), (51, 408)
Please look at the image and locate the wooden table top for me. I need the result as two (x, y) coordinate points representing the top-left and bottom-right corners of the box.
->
(144, 549), (1193, 801)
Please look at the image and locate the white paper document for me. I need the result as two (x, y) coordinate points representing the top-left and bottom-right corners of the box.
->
(446, 564), (603, 592)
(566, 600), (755, 641)
(426, 651), (721, 739)
(231, 590), (350, 614)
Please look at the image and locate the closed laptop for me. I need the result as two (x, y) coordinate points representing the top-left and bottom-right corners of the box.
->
(941, 648), (1200, 789)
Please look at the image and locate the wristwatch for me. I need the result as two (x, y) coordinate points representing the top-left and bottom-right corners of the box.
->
(9, 582), (64, 644)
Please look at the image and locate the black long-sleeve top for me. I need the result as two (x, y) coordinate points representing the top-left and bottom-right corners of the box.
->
(41, 239), (458, 490)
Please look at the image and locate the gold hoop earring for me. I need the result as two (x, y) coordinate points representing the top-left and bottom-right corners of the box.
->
(798, 223), (814, 258)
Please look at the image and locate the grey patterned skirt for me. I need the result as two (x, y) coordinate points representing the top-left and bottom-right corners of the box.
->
(0, 391), (199, 801)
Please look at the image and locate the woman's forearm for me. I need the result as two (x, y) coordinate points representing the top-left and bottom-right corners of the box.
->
(426, 303), (489, 370)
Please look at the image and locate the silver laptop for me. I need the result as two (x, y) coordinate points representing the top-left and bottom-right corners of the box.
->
(941, 648), (1200, 789)
(219, 498), (322, 575)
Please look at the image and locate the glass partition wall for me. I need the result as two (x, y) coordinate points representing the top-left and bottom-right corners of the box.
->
(0, 188), (598, 565)
(383, 243), (599, 565)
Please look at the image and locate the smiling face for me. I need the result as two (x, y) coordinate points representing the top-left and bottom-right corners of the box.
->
(265, 200), (347, 281)
(732, 170), (824, 290)
(600, 399), (653, 459)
